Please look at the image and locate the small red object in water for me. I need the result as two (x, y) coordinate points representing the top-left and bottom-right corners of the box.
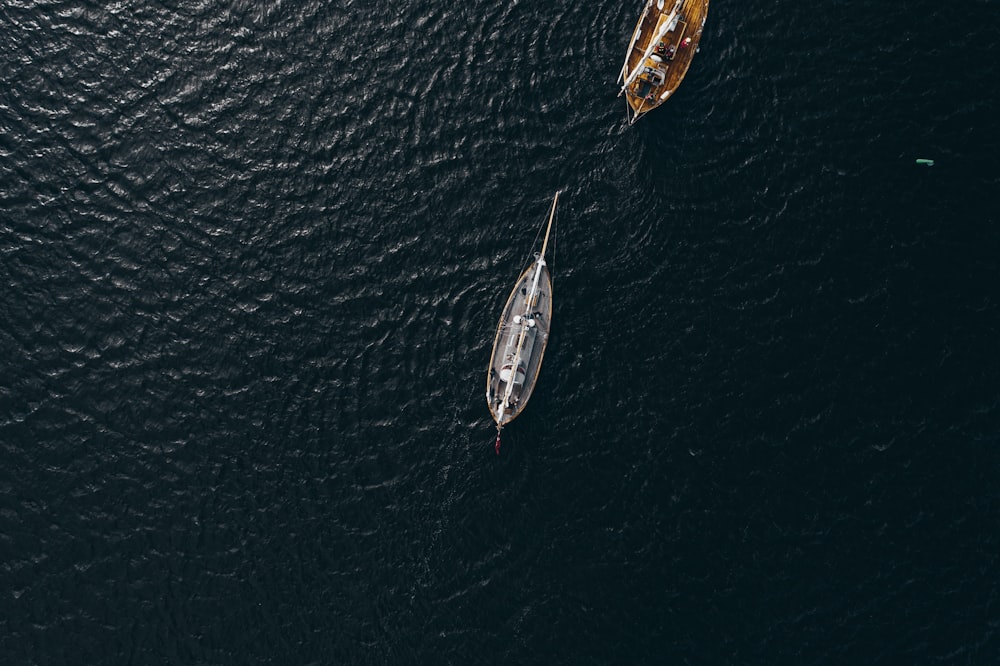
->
(495, 433), (501, 455)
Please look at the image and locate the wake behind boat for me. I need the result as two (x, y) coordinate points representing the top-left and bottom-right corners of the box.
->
(486, 193), (559, 454)
(618, 0), (709, 125)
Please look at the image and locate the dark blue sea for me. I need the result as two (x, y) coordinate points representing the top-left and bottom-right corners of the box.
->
(2, 0), (999, 663)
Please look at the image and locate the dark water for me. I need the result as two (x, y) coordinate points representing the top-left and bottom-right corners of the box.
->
(2, 0), (999, 662)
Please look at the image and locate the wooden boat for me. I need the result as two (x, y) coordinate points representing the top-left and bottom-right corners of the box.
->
(486, 193), (559, 454)
(618, 0), (709, 124)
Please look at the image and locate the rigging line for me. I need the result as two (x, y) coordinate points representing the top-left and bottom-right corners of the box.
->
(516, 203), (548, 277)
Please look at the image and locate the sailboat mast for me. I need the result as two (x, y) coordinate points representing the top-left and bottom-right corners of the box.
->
(539, 191), (558, 263)
(521, 191), (557, 317)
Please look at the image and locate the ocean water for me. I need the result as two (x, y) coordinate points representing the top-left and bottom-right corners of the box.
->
(2, 0), (998, 663)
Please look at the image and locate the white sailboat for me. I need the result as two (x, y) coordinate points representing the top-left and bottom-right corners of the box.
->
(486, 193), (559, 454)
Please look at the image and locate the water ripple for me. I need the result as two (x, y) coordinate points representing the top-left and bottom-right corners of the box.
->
(2, 0), (998, 662)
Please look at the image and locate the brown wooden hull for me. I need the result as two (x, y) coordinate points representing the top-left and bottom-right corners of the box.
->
(620, 0), (709, 123)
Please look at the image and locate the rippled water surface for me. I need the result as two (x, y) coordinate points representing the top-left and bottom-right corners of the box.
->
(2, 0), (999, 662)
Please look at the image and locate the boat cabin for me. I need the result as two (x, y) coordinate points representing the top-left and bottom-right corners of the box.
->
(638, 61), (666, 87)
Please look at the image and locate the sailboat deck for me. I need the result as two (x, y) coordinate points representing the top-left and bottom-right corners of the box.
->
(486, 263), (552, 426)
(623, 0), (709, 118)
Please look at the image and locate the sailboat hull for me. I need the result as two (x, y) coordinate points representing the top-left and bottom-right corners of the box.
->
(620, 0), (709, 123)
(486, 262), (552, 427)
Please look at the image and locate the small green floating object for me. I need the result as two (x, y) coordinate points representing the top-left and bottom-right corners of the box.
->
(915, 158), (935, 166)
